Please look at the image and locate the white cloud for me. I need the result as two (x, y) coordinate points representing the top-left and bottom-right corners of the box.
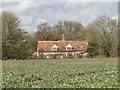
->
(67, 0), (119, 2)
(22, 26), (36, 33)
(2, 2), (118, 33)
(2, 1), (58, 14)
(20, 16), (33, 25)
(34, 28), (37, 32)
(67, 0), (89, 2)
(2, 0), (119, 2)
(35, 18), (47, 25)
(80, 9), (89, 15)
(55, 11), (78, 21)
(112, 16), (118, 20)
(11, 1), (41, 14)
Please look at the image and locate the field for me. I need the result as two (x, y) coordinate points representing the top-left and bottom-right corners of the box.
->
(2, 58), (118, 88)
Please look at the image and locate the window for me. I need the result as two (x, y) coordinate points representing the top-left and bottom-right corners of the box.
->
(77, 45), (80, 48)
(66, 44), (73, 51)
(83, 45), (86, 48)
(52, 47), (57, 51)
(52, 44), (58, 51)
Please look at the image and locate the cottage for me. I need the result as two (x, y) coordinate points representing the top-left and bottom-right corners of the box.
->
(34, 33), (88, 59)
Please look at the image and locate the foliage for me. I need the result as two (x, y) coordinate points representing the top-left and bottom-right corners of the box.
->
(1, 11), (37, 60)
(2, 58), (118, 88)
(1, 11), (118, 59)
(85, 16), (118, 57)
(2, 11), (27, 59)
(86, 43), (98, 57)
(35, 23), (53, 41)
(52, 21), (85, 41)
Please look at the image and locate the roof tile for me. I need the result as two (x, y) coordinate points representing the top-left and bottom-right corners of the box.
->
(38, 40), (88, 51)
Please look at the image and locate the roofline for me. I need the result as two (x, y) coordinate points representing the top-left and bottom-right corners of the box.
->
(38, 41), (61, 42)
(38, 40), (88, 42)
(38, 50), (87, 52)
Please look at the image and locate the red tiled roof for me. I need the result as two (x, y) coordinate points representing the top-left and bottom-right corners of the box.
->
(38, 40), (88, 51)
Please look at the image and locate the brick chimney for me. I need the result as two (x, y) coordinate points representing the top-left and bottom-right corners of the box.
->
(86, 38), (88, 42)
(62, 32), (65, 41)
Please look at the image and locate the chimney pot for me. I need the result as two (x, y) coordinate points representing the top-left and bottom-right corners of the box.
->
(62, 32), (65, 41)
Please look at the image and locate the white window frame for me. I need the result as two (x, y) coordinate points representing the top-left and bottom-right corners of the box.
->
(52, 44), (58, 51)
(66, 44), (73, 51)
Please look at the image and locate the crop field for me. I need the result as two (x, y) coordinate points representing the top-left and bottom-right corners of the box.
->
(2, 58), (118, 88)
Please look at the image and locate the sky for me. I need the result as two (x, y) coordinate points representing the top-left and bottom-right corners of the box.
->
(1, 0), (118, 33)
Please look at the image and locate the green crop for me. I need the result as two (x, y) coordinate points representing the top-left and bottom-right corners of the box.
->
(2, 58), (118, 88)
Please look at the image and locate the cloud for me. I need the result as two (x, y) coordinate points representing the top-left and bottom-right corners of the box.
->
(67, 0), (119, 2)
(2, 1), (58, 14)
(2, 2), (118, 33)
(35, 18), (47, 25)
(112, 16), (117, 20)
(20, 16), (33, 25)
(55, 12), (78, 21)
(34, 28), (37, 32)
(11, 1), (41, 14)
(2, 0), (119, 2)
(111, 14), (118, 20)
(23, 26), (34, 33)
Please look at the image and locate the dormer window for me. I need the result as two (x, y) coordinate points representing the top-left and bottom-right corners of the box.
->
(77, 45), (80, 48)
(83, 45), (86, 48)
(66, 44), (73, 51)
(86, 43), (88, 45)
(52, 44), (58, 51)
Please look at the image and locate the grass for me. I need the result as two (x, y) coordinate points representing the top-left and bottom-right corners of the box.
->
(2, 58), (118, 88)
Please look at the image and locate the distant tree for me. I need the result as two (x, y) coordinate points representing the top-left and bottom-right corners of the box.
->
(35, 23), (53, 41)
(0, 16), (2, 59)
(85, 16), (118, 57)
(71, 21), (85, 40)
(2, 11), (28, 60)
(52, 21), (64, 41)
(53, 21), (85, 41)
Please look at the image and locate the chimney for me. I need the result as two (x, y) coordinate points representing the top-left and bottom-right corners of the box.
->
(86, 38), (88, 42)
(62, 32), (65, 41)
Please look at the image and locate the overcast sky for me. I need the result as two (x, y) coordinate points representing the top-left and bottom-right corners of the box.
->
(1, 0), (118, 33)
